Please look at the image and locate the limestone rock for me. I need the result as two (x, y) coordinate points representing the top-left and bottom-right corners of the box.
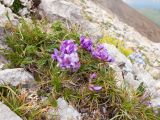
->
(39, 0), (103, 39)
(20, 0), (28, 6)
(39, 0), (82, 22)
(47, 98), (81, 120)
(20, 0), (31, 9)
(0, 27), (8, 70)
(103, 43), (141, 89)
(0, 27), (7, 49)
(0, 3), (18, 27)
(103, 43), (133, 71)
(146, 66), (160, 79)
(0, 68), (35, 86)
(18, 7), (29, 16)
(2, 0), (14, 7)
(0, 102), (22, 120)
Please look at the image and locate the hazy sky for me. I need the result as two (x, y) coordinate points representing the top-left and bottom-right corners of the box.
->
(123, 0), (160, 9)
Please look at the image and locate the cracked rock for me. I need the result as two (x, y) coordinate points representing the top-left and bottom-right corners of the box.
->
(0, 102), (22, 120)
(0, 68), (35, 86)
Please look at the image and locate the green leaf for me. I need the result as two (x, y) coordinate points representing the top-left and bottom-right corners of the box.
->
(136, 82), (145, 96)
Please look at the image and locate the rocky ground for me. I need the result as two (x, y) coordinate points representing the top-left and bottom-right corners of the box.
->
(93, 0), (160, 43)
(0, 0), (160, 120)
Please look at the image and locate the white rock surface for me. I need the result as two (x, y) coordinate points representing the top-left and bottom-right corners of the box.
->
(0, 27), (8, 69)
(20, 0), (28, 6)
(0, 68), (35, 86)
(104, 43), (133, 71)
(47, 98), (81, 120)
(39, 0), (103, 39)
(20, 0), (32, 9)
(18, 7), (29, 16)
(40, 0), (82, 22)
(0, 3), (18, 27)
(0, 102), (22, 120)
(2, 0), (14, 7)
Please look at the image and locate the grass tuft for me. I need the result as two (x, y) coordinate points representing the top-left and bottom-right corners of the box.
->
(0, 85), (48, 120)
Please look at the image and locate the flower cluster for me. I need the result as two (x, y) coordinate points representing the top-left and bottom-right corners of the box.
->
(80, 36), (93, 52)
(80, 36), (114, 62)
(51, 36), (115, 91)
(52, 40), (80, 71)
(92, 45), (114, 62)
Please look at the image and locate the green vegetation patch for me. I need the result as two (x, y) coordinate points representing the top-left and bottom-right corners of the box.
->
(99, 36), (133, 57)
(12, 0), (24, 14)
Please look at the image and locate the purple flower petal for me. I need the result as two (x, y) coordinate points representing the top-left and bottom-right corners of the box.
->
(88, 84), (94, 91)
(51, 49), (60, 60)
(52, 40), (80, 72)
(80, 36), (93, 52)
(92, 45), (114, 62)
(88, 84), (102, 91)
(107, 56), (115, 62)
(93, 86), (102, 91)
(90, 73), (97, 79)
(60, 40), (78, 54)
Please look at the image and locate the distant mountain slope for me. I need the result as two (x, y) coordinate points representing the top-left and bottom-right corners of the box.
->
(137, 8), (160, 26)
(93, 0), (160, 42)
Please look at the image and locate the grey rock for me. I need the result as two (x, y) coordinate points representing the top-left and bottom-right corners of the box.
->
(103, 43), (133, 72)
(39, 0), (103, 39)
(18, 7), (29, 16)
(46, 98), (81, 120)
(103, 43), (141, 89)
(0, 102), (22, 120)
(0, 68), (35, 86)
(0, 27), (6, 48)
(0, 27), (8, 70)
(2, 0), (14, 7)
(0, 3), (18, 27)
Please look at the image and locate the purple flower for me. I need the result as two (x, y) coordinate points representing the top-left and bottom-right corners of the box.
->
(52, 49), (60, 61)
(80, 36), (114, 62)
(51, 40), (80, 71)
(89, 73), (97, 83)
(60, 52), (80, 71)
(89, 84), (102, 91)
(60, 40), (78, 54)
(80, 36), (93, 52)
(90, 73), (97, 79)
(88, 73), (102, 91)
(92, 45), (114, 62)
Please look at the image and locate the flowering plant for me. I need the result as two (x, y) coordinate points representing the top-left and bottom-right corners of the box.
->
(52, 36), (114, 91)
